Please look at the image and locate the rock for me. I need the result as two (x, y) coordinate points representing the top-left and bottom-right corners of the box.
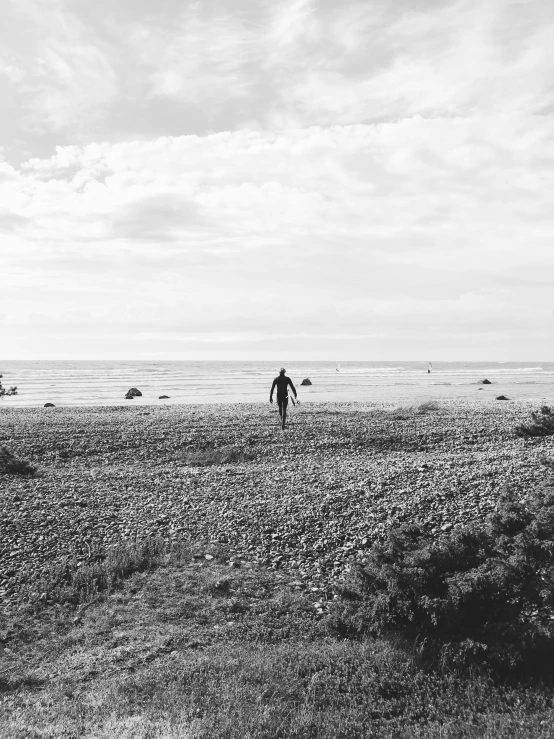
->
(301, 379), (312, 386)
(496, 395), (509, 401)
(124, 392), (134, 399)
(128, 388), (142, 397)
(478, 379), (492, 385)
(44, 403), (55, 407)
(159, 395), (170, 399)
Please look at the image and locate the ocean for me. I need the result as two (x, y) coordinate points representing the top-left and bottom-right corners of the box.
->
(0, 361), (553, 408)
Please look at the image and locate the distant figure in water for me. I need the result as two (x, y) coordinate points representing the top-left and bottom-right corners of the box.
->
(270, 368), (298, 430)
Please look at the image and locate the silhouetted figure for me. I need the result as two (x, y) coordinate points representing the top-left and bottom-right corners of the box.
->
(270, 368), (298, 430)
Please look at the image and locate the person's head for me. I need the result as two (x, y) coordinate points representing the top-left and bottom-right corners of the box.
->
(279, 368), (286, 375)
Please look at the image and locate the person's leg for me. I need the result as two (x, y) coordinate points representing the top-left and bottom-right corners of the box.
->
(281, 398), (288, 429)
(278, 398), (284, 419)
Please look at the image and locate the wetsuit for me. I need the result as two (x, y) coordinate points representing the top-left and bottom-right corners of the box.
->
(270, 375), (297, 418)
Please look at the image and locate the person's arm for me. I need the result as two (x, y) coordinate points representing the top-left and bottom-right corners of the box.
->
(288, 377), (297, 398)
(270, 378), (277, 402)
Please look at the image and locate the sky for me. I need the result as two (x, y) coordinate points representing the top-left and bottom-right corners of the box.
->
(1, 0), (553, 360)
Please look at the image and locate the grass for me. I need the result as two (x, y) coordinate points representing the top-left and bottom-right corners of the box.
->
(16, 538), (190, 608)
(516, 406), (554, 438)
(397, 400), (441, 414)
(2, 541), (554, 738)
(0, 445), (37, 476)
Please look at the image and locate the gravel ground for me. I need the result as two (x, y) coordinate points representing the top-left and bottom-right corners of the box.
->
(1, 400), (553, 604)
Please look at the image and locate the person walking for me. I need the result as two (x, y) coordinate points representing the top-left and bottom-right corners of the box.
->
(269, 368), (298, 430)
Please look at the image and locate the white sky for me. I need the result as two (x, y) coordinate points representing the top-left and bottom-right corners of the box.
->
(1, 0), (553, 360)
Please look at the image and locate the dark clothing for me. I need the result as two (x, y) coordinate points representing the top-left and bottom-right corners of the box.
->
(270, 375), (297, 402)
(277, 397), (288, 417)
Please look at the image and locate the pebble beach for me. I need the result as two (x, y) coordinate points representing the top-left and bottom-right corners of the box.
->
(1, 399), (553, 606)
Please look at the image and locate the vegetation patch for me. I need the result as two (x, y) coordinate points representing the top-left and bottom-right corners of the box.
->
(18, 538), (192, 608)
(0, 445), (37, 476)
(2, 553), (554, 738)
(328, 483), (554, 672)
(180, 444), (255, 466)
(0, 385), (18, 397)
(391, 400), (442, 420)
(516, 405), (554, 438)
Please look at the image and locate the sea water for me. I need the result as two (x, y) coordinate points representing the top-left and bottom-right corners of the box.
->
(0, 361), (553, 408)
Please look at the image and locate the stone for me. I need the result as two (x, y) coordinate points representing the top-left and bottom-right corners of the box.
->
(124, 392), (134, 399)
(496, 395), (509, 400)
(128, 388), (142, 397)
(478, 379), (492, 384)
(159, 395), (170, 399)
(301, 378), (312, 386)
(44, 403), (55, 407)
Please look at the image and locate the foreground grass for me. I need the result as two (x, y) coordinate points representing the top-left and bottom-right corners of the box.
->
(2, 542), (554, 738)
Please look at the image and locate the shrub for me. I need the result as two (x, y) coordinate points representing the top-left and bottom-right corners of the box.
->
(0, 446), (37, 475)
(180, 444), (254, 466)
(515, 406), (554, 438)
(0, 385), (18, 397)
(333, 485), (554, 671)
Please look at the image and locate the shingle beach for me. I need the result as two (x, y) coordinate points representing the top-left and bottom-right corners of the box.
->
(1, 400), (553, 605)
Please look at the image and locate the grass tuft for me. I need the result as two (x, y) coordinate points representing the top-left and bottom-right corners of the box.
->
(18, 538), (192, 608)
(390, 400), (441, 421)
(516, 406), (554, 438)
(0, 445), (37, 475)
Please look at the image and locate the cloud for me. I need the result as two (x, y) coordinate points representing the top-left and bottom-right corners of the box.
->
(2, 0), (554, 358)
(0, 207), (28, 231)
(2, 0), (553, 160)
(1, 1), (117, 143)
(110, 194), (209, 242)
(1, 115), (553, 358)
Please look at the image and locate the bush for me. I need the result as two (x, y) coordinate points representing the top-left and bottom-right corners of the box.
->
(333, 484), (554, 671)
(515, 406), (554, 438)
(0, 385), (18, 397)
(180, 444), (254, 466)
(0, 446), (36, 475)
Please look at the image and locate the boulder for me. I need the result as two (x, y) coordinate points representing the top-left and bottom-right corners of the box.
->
(128, 387), (142, 397)
(44, 403), (55, 407)
(301, 378), (312, 386)
(124, 392), (134, 399)
(478, 379), (492, 384)
(159, 395), (170, 399)
(496, 395), (509, 401)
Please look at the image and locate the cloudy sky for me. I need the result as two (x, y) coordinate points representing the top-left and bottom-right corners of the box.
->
(1, 0), (553, 360)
